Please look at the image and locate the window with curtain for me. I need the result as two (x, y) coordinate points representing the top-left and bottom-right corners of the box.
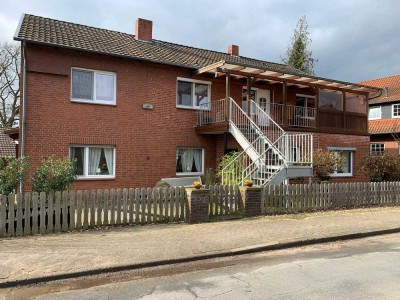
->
(177, 78), (210, 109)
(70, 145), (115, 178)
(71, 68), (116, 104)
(176, 148), (204, 174)
(393, 104), (400, 117)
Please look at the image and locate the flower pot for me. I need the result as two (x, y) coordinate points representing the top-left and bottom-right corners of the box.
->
(192, 184), (202, 189)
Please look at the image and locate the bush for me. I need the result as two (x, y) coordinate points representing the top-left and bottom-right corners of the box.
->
(313, 149), (343, 182)
(155, 180), (171, 188)
(31, 156), (77, 193)
(203, 168), (216, 187)
(360, 153), (400, 182)
(0, 157), (29, 195)
(217, 151), (243, 185)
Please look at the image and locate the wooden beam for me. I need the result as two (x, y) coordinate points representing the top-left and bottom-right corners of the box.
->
(282, 75), (301, 80)
(232, 66), (246, 71)
(250, 69), (265, 74)
(217, 68), (372, 94)
(265, 72), (284, 77)
(196, 60), (225, 74)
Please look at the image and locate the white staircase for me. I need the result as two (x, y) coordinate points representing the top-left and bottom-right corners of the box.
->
(222, 98), (313, 186)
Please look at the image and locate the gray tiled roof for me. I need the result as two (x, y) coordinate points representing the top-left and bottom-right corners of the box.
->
(14, 14), (306, 75)
(0, 128), (16, 157)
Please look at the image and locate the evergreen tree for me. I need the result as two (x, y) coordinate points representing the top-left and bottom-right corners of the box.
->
(282, 16), (318, 75)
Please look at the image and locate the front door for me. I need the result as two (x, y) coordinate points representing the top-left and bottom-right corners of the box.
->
(255, 89), (271, 126)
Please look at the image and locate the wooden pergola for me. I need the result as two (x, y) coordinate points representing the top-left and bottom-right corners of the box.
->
(196, 60), (382, 131)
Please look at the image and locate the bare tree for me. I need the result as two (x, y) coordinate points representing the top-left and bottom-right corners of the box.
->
(0, 43), (20, 128)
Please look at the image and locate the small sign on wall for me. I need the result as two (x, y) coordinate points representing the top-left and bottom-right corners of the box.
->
(142, 103), (154, 110)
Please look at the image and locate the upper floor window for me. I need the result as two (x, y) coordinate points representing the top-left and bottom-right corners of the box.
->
(319, 89), (343, 111)
(368, 107), (381, 120)
(346, 93), (367, 114)
(71, 68), (116, 105)
(393, 104), (400, 118)
(177, 78), (210, 109)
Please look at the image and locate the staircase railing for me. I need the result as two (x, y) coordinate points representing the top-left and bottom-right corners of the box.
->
(222, 98), (287, 185)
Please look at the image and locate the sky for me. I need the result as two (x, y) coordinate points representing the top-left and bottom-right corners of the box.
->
(1, 0), (399, 83)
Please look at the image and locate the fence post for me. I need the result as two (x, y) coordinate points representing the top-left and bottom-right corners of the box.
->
(239, 186), (263, 217)
(185, 188), (209, 224)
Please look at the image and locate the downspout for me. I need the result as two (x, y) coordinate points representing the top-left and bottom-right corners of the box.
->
(19, 41), (27, 192)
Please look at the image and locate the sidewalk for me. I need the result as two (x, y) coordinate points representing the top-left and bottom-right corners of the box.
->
(1, 207), (400, 287)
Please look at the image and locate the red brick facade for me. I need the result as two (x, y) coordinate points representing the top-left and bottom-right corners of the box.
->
(21, 44), (370, 190)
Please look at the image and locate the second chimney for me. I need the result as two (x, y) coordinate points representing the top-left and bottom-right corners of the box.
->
(135, 18), (153, 41)
(228, 45), (239, 56)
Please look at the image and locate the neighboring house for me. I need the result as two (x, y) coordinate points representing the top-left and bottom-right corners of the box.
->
(360, 75), (400, 155)
(0, 128), (16, 158)
(13, 14), (380, 190)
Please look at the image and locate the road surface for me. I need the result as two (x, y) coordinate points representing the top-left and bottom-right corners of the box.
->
(3, 233), (400, 299)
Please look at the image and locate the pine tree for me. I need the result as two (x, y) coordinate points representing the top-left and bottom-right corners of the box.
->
(282, 16), (318, 75)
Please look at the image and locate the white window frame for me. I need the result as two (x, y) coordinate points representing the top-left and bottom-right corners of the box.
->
(70, 145), (116, 179)
(176, 147), (205, 176)
(370, 143), (385, 153)
(71, 67), (117, 105)
(176, 77), (211, 110)
(392, 104), (400, 118)
(368, 106), (381, 120)
(328, 147), (355, 177)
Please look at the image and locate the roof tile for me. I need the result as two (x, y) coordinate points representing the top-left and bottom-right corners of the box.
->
(0, 128), (16, 157)
(359, 75), (400, 105)
(15, 14), (305, 75)
(369, 119), (400, 134)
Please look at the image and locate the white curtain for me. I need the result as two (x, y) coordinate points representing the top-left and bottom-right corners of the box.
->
(96, 73), (114, 101)
(72, 70), (93, 100)
(182, 149), (194, 172)
(89, 148), (102, 175)
(193, 150), (202, 172)
(104, 148), (114, 175)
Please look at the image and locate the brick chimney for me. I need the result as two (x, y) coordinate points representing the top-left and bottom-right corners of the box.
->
(135, 18), (153, 41)
(228, 45), (239, 56)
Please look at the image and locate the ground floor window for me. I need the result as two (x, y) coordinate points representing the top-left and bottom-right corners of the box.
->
(370, 143), (385, 154)
(70, 145), (115, 178)
(328, 147), (354, 177)
(176, 147), (204, 175)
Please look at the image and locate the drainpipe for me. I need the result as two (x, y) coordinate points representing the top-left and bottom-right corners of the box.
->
(19, 41), (27, 192)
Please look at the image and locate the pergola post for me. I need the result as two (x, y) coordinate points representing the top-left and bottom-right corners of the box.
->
(246, 76), (251, 115)
(283, 81), (288, 126)
(226, 74), (231, 121)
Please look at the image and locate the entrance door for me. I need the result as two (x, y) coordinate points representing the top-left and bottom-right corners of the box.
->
(255, 89), (271, 126)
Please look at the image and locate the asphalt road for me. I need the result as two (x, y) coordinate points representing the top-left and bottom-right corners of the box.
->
(4, 233), (400, 299)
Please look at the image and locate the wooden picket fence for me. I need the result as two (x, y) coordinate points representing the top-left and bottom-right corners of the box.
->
(208, 185), (242, 219)
(263, 181), (400, 214)
(0, 187), (185, 237)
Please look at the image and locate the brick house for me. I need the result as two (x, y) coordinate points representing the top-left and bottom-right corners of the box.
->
(360, 75), (400, 155)
(13, 14), (381, 190)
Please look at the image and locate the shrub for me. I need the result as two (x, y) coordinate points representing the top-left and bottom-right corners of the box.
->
(313, 149), (343, 182)
(155, 180), (171, 188)
(203, 168), (216, 187)
(0, 157), (29, 195)
(217, 151), (243, 185)
(31, 156), (77, 193)
(360, 153), (400, 182)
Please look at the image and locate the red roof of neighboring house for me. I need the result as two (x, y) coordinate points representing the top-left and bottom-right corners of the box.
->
(0, 128), (16, 157)
(359, 74), (400, 105)
(369, 119), (400, 134)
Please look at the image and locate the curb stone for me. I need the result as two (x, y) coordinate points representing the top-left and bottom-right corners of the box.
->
(1, 227), (400, 289)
